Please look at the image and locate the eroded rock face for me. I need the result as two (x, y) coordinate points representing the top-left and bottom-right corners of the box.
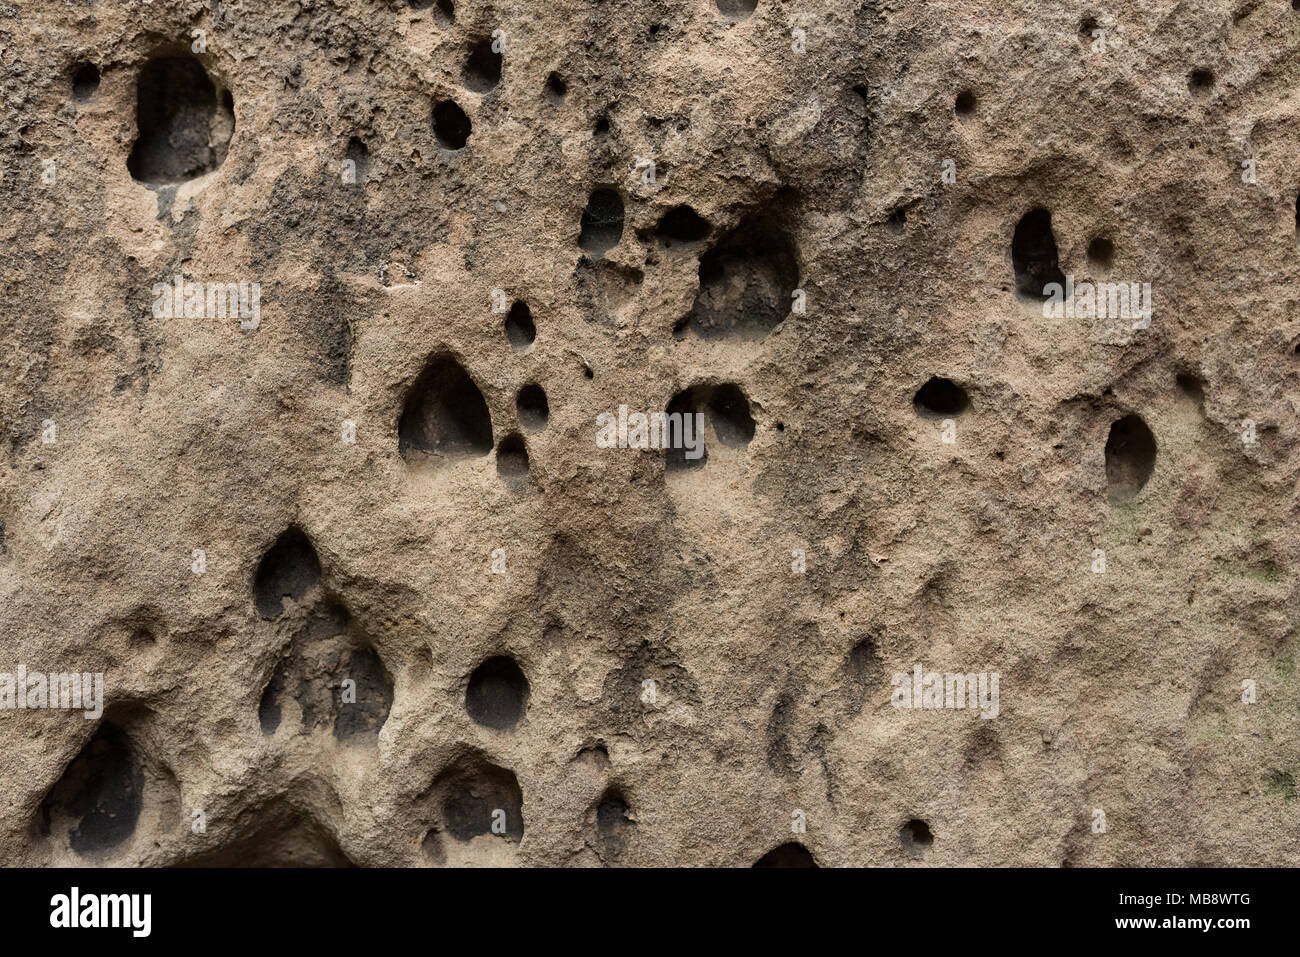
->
(1, 0), (1299, 868)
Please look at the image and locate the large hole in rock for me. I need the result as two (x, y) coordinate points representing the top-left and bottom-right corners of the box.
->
(504, 300), (536, 351)
(464, 655), (530, 729)
(127, 55), (233, 185)
(1104, 414), (1156, 503)
(900, 818), (934, 858)
(657, 205), (711, 247)
(1011, 208), (1066, 300)
(258, 603), (394, 742)
(71, 62), (100, 101)
(595, 787), (634, 862)
(913, 377), (970, 418)
(664, 383), (756, 471)
(753, 842), (818, 867)
(432, 753), (524, 842)
(253, 527), (322, 620)
(176, 802), (355, 867)
(516, 383), (549, 433)
(398, 354), (493, 466)
(579, 188), (624, 257)
(682, 215), (798, 341)
(461, 38), (502, 93)
(39, 722), (143, 857)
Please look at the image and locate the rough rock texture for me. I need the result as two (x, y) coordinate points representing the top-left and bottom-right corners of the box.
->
(2, 0), (1300, 867)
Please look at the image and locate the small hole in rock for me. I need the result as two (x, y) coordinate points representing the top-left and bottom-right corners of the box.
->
(516, 383), (549, 433)
(1087, 236), (1114, 268)
(40, 722), (144, 857)
(496, 433), (530, 484)
(886, 208), (906, 235)
(707, 384), (756, 448)
(1189, 68), (1215, 95)
(72, 62), (100, 101)
(1078, 15), (1099, 40)
(504, 301), (535, 351)
(462, 38), (502, 93)
(433, 99), (471, 149)
(254, 527), (322, 619)
(954, 90), (976, 117)
(593, 114), (610, 136)
(716, 0), (758, 23)
(1176, 373), (1204, 405)
(754, 842), (818, 867)
(345, 137), (368, 183)
(579, 188), (625, 257)
(1105, 414), (1157, 502)
(398, 355), (493, 465)
(1011, 208), (1066, 300)
(545, 72), (567, 104)
(435, 754), (524, 842)
(656, 205), (711, 246)
(913, 377), (970, 418)
(900, 819), (933, 857)
(465, 656), (530, 729)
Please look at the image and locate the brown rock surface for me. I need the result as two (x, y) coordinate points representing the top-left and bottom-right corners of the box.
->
(1, 0), (1299, 866)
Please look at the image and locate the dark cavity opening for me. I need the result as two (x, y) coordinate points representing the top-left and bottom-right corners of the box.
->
(345, 137), (369, 183)
(545, 72), (567, 104)
(128, 56), (234, 185)
(1087, 236), (1114, 268)
(1176, 373), (1204, 406)
(579, 188), (625, 257)
(435, 755), (524, 842)
(40, 722), (143, 856)
(1189, 68), (1215, 95)
(684, 214), (798, 340)
(716, 0), (758, 23)
(887, 208), (906, 235)
(398, 355), (493, 465)
(664, 383), (756, 471)
(657, 205), (711, 247)
(504, 301), (535, 351)
(496, 433), (530, 485)
(254, 527), (322, 619)
(754, 842), (818, 867)
(1011, 208), (1066, 300)
(72, 62), (100, 101)
(708, 383), (756, 447)
(595, 787), (634, 860)
(516, 383), (549, 432)
(465, 655), (530, 729)
(954, 90), (976, 117)
(913, 377), (970, 418)
(462, 38), (502, 93)
(1105, 414), (1157, 503)
(433, 99), (471, 149)
(333, 646), (395, 741)
(900, 819), (933, 857)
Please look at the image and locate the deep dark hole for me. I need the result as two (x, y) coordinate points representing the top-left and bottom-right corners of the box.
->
(346, 136), (369, 182)
(258, 666), (285, 734)
(887, 208), (906, 234)
(127, 56), (233, 185)
(1078, 15), (1098, 40)
(1189, 68), (1215, 94)
(42, 722), (143, 856)
(900, 819), (934, 854)
(1087, 236), (1114, 268)
(913, 377), (970, 418)
(72, 62), (100, 101)
(753, 842), (818, 867)
(593, 114), (610, 136)
(435, 0), (454, 24)
(687, 215), (798, 340)
(433, 99), (471, 149)
(333, 646), (394, 741)
(254, 527), (322, 619)
(657, 205), (711, 246)
(579, 188), (625, 256)
(438, 758), (524, 841)
(398, 355), (493, 464)
(954, 90), (976, 116)
(716, 0), (758, 22)
(1176, 373), (1204, 405)
(516, 383), (549, 432)
(1105, 414), (1157, 502)
(504, 301), (535, 351)
(462, 38), (502, 93)
(496, 433), (530, 484)
(545, 72), (567, 104)
(707, 384), (756, 447)
(596, 791), (631, 837)
(1011, 207), (1066, 299)
(665, 389), (706, 472)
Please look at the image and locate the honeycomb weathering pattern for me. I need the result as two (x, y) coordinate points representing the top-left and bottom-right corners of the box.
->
(1, 0), (1299, 869)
